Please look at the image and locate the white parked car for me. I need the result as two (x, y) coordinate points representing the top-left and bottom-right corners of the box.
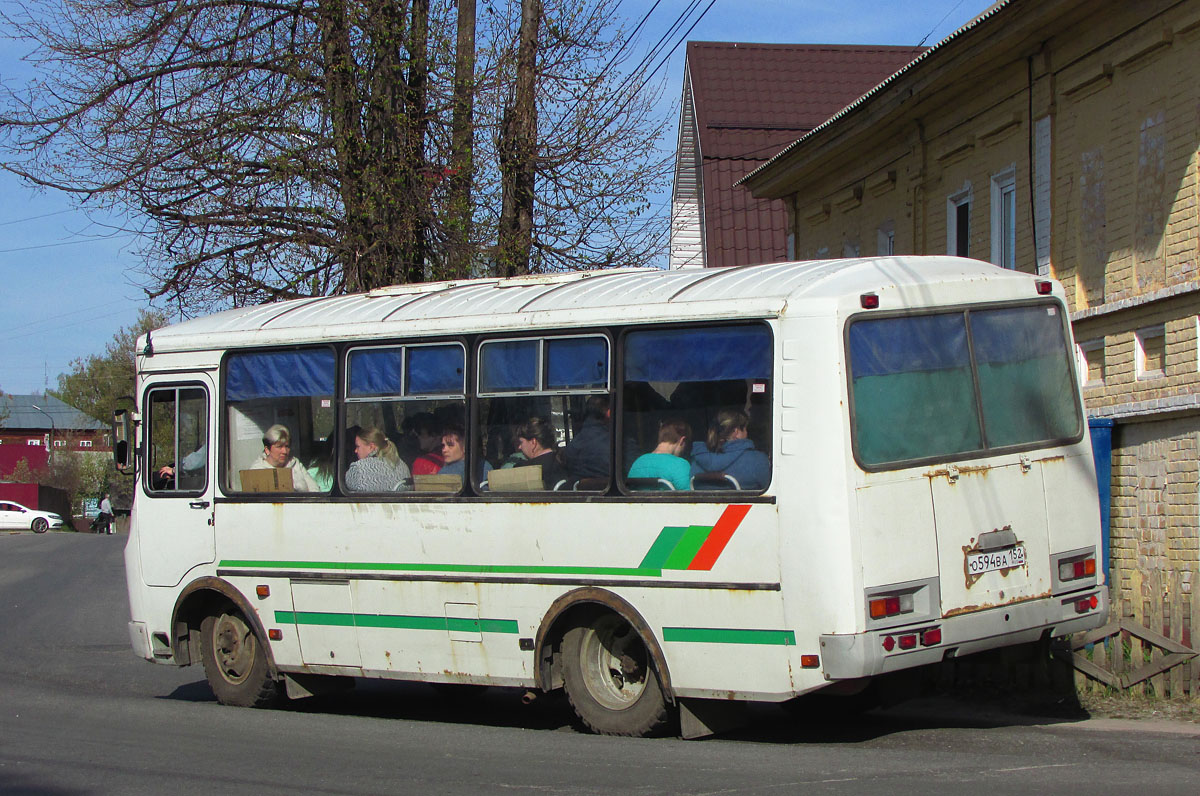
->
(0, 501), (64, 533)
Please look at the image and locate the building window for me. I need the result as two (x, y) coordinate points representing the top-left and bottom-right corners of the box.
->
(1136, 326), (1166, 380)
(947, 185), (972, 257)
(80, 440), (93, 448)
(990, 167), (1017, 269)
(53, 440), (65, 447)
(877, 221), (895, 255)
(1076, 339), (1104, 387)
(26, 439), (41, 446)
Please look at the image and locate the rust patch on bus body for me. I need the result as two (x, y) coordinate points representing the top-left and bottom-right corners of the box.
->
(961, 525), (1026, 589)
(924, 464), (991, 480)
(942, 590), (1052, 619)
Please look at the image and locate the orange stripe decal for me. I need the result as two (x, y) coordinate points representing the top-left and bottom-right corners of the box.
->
(687, 504), (751, 571)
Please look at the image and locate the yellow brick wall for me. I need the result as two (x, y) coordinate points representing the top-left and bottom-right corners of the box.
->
(773, 0), (1200, 603)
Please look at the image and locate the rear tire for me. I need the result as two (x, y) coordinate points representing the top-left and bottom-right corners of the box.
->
(562, 613), (671, 736)
(31, 518), (48, 533)
(199, 610), (281, 708)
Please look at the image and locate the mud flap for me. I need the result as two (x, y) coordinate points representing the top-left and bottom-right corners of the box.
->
(679, 698), (748, 739)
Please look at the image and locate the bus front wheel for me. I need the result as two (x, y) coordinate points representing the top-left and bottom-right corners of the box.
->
(562, 613), (670, 736)
(199, 609), (281, 708)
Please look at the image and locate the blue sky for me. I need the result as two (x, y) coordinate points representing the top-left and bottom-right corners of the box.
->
(0, 0), (992, 395)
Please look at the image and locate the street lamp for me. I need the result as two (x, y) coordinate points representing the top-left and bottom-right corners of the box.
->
(30, 403), (55, 464)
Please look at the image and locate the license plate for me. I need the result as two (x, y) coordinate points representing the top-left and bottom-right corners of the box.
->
(966, 545), (1026, 576)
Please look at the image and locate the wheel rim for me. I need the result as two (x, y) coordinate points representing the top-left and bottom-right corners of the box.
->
(211, 613), (256, 685)
(32, 518), (47, 532)
(579, 615), (650, 710)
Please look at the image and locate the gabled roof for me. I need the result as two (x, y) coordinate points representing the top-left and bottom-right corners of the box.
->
(0, 394), (107, 431)
(676, 42), (925, 269)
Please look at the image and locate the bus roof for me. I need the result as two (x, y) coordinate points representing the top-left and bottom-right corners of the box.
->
(144, 256), (1043, 353)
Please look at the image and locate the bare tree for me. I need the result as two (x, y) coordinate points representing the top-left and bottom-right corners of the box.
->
(0, 0), (669, 311)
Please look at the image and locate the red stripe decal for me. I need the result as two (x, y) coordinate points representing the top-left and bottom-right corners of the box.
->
(688, 504), (751, 571)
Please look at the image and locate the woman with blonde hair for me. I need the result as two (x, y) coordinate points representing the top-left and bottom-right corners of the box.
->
(689, 409), (770, 490)
(346, 426), (411, 492)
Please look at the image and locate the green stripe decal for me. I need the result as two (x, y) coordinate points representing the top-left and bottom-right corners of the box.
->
(276, 610), (518, 634)
(662, 627), (796, 646)
(226, 560), (661, 578)
(662, 525), (712, 570)
(638, 526), (689, 569)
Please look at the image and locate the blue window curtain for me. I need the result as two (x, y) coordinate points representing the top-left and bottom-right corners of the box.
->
(407, 345), (465, 395)
(227, 349), (335, 401)
(479, 340), (538, 392)
(546, 337), (608, 390)
(347, 348), (403, 397)
(624, 326), (771, 382)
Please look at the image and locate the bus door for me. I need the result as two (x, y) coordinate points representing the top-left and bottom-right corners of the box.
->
(140, 378), (216, 587)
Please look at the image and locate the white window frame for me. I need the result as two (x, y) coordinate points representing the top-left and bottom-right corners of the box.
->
(1135, 325), (1166, 380)
(990, 166), (1017, 269)
(947, 183), (972, 257)
(1076, 339), (1104, 388)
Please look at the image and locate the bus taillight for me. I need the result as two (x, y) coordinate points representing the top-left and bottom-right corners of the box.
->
(868, 592), (913, 619)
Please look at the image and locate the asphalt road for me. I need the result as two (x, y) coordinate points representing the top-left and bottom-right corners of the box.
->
(1, 531), (1196, 796)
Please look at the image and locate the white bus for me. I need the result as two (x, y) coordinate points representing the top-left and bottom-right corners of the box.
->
(120, 256), (1107, 738)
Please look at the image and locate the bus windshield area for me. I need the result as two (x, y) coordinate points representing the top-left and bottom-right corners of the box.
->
(848, 302), (1082, 468)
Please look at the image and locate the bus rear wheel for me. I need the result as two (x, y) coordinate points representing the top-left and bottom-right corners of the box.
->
(200, 609), (281, 708)
(562, 613), (670, 736)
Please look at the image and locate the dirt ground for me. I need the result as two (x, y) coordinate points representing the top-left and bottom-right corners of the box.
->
(1076, 690), (1200, 723)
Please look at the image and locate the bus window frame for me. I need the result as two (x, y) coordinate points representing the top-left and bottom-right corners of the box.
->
(344, 340), (467, 403)
(844, 297), (1085, 473)
(218, 344), (339, 500)
(142, 381), (211, 500)
(613, 319), (775, 498)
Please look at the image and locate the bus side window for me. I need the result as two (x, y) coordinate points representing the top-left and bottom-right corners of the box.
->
(223, 348), (336, 494)
(621, 324), (773, 493)
(344, 343), (466, 495)
(477, 335), (610, 493)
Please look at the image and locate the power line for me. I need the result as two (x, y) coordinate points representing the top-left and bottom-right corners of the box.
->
(918, 0), (969, 46)
(0, 233), (136, 255)
(0, 208), (77, 227)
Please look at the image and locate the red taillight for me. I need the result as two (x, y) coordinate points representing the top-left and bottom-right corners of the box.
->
(1059, 555), (1097, 582)
(1089, 594), (1099, 609)
(1075, 596), (1099, 614)
(921, 627), (942, 646)
(897, 634), (917, 650)
(870, 593), (912, 620)
(860, 293), (880, 309)
(882, 635), (895, 651)
(1035, 280), (1053, 295)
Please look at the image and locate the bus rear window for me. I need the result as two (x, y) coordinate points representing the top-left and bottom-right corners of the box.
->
(848, 303), (1081, 469)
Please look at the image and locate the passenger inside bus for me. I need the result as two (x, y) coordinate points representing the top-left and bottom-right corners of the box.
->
(440, 423), (492, 485)
(512, 417), (569, 489)
(345, 426), (411, 492)
(409, 413), (445, 475)
(249, 425), (320, 492)
(305, 436), (335, 492)
(690, 409), (770, 490)
(627, 418), (692, 491)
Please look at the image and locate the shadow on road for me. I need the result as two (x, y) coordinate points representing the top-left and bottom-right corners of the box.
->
(158, 675), (1090, 743)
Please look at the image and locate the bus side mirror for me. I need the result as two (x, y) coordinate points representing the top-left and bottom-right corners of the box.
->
(113, 409), (135, 473)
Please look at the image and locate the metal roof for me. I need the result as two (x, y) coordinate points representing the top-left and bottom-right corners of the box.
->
(0, 394), (107, 431)
(677, 42), (926, 268)
(740, 1), (1011, 186)
(144, 257), (1039, 354)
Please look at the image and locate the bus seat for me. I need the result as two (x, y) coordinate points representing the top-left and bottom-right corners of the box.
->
(691, 472), (741, 490)
(573, 477), (609, 491)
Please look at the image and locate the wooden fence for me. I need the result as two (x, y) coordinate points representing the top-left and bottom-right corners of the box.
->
(1058, 569), (1199, 699)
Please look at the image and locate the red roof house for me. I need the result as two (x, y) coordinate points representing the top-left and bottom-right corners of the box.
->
(671, 42), (924, 269)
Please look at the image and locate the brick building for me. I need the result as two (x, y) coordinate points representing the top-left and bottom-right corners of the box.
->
(741, 0), (1200, 608)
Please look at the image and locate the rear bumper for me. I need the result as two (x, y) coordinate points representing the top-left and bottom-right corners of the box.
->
(819, 587), (1108, 680)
